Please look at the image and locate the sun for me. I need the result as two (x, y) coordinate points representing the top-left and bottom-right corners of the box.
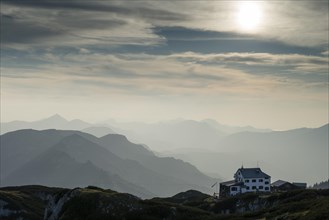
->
(236, 2), (262, 31)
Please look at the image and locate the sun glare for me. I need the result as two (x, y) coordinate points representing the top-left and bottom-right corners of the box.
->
(236, 2), (262, 31)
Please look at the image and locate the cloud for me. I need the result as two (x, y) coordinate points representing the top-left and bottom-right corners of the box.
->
(170, 52), (329, 72)
(258, 1), (328, 47)
(322, 50), (329, 56)
(148, 1), (329, 47)
(0, 0), (190, 48)
(1, 1), (327, 129)
(1, 0), (188, 21)
(0, 13), (63, 44)
(2, 50), (327, 102)
(0, 3), (167, 48)
(1, 0), (327, 50)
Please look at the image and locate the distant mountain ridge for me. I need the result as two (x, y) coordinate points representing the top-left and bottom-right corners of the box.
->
(0, 129), (214, 198)
(2, 115), (327, 189)
(106, 119), (227, 151)
(202, 118), (272, 134)
(0, 114), (92, 134)
(1, 114), (275, 151)
(164, 123), (329, 185)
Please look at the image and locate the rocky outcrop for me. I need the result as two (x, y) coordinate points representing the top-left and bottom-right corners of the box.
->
(0, 199), (22, 217)
(44, 188), (81, 220)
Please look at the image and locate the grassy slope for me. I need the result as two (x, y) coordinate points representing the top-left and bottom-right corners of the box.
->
(0, 185), (68, 219)
(0, 186), (328, 220)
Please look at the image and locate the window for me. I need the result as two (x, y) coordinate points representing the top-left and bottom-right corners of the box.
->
(259, 179), (263, 182)
(245, 179), (249, 183)
(259, 186), (263, 189)
(265, 187), (269, 190)
(246, 187), (250, 190)
(252, 186), (256, 190)
(231, 187), (237, 191)
(252, 179), (256, 182)
(265, 181), (269, 184)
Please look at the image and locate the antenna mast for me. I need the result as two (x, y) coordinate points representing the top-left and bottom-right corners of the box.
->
(211, 182), (219, 198)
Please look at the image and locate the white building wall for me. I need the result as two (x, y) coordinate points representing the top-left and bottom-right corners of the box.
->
(232, 169), (271, 195)
(242, 177), (271, 192)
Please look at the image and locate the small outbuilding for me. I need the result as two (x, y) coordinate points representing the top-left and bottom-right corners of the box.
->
(271, 180), (299, 191)
(271, 180), (307, 191)
(292, 182), (307, 189)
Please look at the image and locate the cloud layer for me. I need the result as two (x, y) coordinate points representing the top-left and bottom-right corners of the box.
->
(1, 0), (328, 129)
(1, 0), (328, 48)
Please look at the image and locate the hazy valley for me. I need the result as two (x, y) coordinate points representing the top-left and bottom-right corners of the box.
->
(1, 115), (327, 188)
(0, 117), (328, 220)
(1, 120), (214, 198)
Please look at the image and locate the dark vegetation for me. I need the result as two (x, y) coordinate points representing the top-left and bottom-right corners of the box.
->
(0, 185), (68, 220)
(1, 185), (329, 220)
(312, 180), (329, 189)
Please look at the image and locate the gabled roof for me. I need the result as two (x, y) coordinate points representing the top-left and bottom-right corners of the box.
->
(292, 182), (307, 188)
(271, 180), (307, 188)
(272, 180), (289, 187)
(220, 180), (244, 187)
(237, 167), (270, 179)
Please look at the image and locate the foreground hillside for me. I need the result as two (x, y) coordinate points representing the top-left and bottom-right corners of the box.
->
(0, 185), (328, 220)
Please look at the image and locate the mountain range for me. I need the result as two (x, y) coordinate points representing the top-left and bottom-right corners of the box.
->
(1, 115), (328, 190)
(164, 124), (329, 185)
(0, 129), (214, 198)
(1, 114), (92, 134)
(103, 118), (273, 151)
(1, 114), (272, 151)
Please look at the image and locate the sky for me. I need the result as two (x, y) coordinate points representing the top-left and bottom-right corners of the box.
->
(1, 0), (328, 130)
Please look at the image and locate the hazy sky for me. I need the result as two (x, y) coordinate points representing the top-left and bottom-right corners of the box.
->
(1, 0), (328, 130)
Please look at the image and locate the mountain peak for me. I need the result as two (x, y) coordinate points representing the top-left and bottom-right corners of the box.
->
(46, 114), (67, 121)
(36, 114), (68, 124)
(100, 133), (128, 142)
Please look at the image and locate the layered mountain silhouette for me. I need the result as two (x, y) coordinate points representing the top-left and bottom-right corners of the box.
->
(202, 118), (272, 134)
(108, 120), (226, 151)
(101, 118), (274, 152)
(1, 114), (273, 151)
(1, 115), (327, 193)
(0, 114), (91, 134)
(0, 129), (214, 198)
(165, 124), (329, 185)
